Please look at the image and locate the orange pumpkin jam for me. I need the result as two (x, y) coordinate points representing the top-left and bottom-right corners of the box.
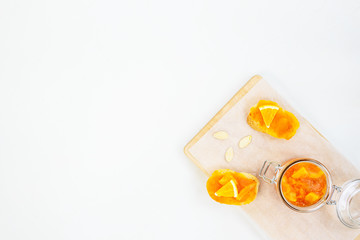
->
(281, 162), (327, 207)
(247, 100), (299, 140)
(206, 169), (259, 205)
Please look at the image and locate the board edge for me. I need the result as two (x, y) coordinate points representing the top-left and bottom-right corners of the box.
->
(183, 75), (263, 176)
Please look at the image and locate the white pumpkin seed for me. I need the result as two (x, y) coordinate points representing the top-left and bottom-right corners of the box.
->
(213, 131), (229, 140)
(239, 135), (252, 149)
(225, 147), (234, 162)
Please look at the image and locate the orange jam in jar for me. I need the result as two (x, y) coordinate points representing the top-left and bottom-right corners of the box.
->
(281, 162), (327, 207)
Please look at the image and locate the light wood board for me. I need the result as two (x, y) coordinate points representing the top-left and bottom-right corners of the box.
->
(184, 75), (360, 240)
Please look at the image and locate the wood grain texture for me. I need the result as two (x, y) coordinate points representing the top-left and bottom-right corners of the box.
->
(184, 75), (360, 240)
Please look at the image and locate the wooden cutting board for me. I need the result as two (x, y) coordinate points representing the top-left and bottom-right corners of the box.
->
(184, 75), (360, 240)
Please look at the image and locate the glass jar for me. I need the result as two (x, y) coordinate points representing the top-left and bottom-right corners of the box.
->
(259, 158), (360, 228)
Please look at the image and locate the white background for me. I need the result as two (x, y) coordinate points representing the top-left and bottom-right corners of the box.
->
(0, 0), (360, 239)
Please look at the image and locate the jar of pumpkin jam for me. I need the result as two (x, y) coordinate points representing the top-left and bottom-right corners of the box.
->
(281, 162), (327, 208)
(259, 158), (360, 228)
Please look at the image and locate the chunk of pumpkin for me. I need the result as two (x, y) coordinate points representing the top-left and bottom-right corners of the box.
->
(292, 167), (309, 179)
(219, 172), (238, 185)
(236, 182), (257, 204)
(309, 171), (324, 178)
(206, 169), (259, 205)
(305, 192), (321, 204)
